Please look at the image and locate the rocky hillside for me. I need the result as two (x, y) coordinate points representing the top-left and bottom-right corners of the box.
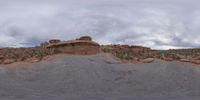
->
(0, 47), (53, 64)
(101, 45), (200, 64)
(0, 36), (200, 65)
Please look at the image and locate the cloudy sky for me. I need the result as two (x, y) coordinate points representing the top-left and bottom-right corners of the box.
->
(0, 0), (200, 49)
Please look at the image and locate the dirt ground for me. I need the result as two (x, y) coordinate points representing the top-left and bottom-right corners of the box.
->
(0, 53), (200, 100)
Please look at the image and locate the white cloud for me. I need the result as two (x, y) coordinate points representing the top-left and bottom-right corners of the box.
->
(0, 0), (199, 49)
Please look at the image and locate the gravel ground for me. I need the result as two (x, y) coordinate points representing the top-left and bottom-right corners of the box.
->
(0, 53), (200, 100)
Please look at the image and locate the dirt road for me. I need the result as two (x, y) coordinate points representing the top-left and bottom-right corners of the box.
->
(0, 54), (200, 100)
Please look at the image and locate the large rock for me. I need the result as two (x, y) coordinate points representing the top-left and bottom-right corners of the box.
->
(180, 59), (190, 62)
(3, 59), (15, 64)
(190, 60), (200, 64)
(142, 58), (154, 63)
(194, 56), (200, 60)
(78, 36), (92, 41)
(47, 36), (100, 55)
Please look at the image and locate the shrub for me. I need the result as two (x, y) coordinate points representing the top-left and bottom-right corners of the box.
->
(35, 48), (49, 60)
(143, 54), (155, 59)
(115, 50), (132, 60)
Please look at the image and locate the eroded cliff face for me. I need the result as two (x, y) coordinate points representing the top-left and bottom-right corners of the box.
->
(46, 36), (100, 55)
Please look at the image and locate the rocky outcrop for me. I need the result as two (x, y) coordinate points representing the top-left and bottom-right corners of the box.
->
(49, 39), (61, 44)
(47, 36), (100, 55)
(78, 36), (92, 41)
(40, 42), (49, 48)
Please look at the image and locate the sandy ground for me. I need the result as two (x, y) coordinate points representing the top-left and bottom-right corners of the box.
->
(0, 53), (200, 100)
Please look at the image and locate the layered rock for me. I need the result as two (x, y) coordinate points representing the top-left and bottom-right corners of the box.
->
(78, 36), (92, 41)
(47, 36), (100, 55)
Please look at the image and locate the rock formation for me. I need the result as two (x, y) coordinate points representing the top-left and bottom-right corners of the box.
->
(49, 39), (61, 44)
(78, 36), (92, 41)
(0, 36), (200, 65)
(47, 36), (100, 55)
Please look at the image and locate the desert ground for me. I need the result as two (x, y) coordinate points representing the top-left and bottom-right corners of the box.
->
(0, 53), (200, 100)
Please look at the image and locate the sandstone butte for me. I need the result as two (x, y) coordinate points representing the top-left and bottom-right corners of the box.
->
(45, 36), (100, 55)
(0, 36), (200, 65)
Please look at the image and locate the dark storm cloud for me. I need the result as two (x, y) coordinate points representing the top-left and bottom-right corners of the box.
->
(0, 0), (200, 49)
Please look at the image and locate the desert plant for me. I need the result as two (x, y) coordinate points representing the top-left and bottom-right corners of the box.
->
(115, 49), (132, 60)
(115, 49), (126, 59)
(35, 48), (49, 60)
(143, 54), (155, 59)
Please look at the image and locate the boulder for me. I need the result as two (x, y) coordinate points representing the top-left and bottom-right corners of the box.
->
(79, 36), (92, 41)
(194, 56), (200, 60)
(142, 58), (154, 63)
(190, 60), (200, 64)
(180, 59), (190, 62)
(3, 59), (15, 64)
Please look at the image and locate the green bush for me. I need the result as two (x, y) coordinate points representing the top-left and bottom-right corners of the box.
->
(143, 54), (155, 59)
(35, 48), (48, 60)
(115, 50), (132, 60)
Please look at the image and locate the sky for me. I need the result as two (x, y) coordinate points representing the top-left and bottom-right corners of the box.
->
(0, 0), (200, 49)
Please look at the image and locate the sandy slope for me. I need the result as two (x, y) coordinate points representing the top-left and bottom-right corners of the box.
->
(0, 53), (200, 100)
